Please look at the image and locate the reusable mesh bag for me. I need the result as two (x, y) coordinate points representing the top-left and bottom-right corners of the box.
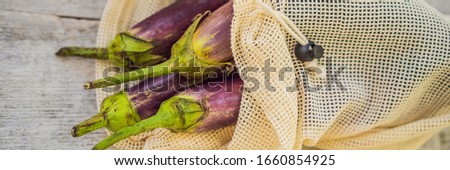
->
(95, 0), (450, 150)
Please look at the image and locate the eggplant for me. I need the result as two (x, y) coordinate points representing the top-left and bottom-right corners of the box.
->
(84, 1), (234, 90)
(72, 74), (189, 137)
(56, 0), (229, 70)
(92, 73), (243, 150)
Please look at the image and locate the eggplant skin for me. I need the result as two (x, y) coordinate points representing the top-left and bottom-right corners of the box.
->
(55, 0), (230, 70)
(83, 1), (235, 89)
(91, 73), (243, 149)
(129, 0), (230, 56)
(181, 73), (243, 132)
(192, 1), (234, 63)
(126, 74), (188, 119)
(71, 74), (188, 137)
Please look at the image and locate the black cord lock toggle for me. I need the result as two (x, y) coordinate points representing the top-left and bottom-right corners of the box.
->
(294, 41), (324, 62)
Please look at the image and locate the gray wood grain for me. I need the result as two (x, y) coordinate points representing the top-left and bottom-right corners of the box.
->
(408, 14), (450, 150)
(438, 127), (450, 150)
(0, 8), (106, 149)
(425, 0), (450, 15)
(0, 0), (107, 19)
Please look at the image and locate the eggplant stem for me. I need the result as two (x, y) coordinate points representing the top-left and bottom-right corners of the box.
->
(56, 47), (108, 60)
(83, 15), (203, 90)
(84, 59), (176, 90)
(92, 114), (168, 150)
(83, 13), (229, 90)
(72, 114), (107, 137)
(92, 96), (204, 150)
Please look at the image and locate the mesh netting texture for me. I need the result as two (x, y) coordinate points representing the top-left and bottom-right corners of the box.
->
(95, 0), (450, 150)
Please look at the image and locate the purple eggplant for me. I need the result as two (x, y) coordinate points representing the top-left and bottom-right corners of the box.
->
(84, 1), (234, 90)
(56, 0), (229, 70)
(92, 73), (243, 150)
(72, 74), (189, 137)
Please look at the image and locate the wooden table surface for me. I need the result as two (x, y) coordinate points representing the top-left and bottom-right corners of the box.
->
(0, 0), (449, 150)
(0, 0), (108, 149)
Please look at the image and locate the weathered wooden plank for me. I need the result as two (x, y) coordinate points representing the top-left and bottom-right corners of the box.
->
(0, 10), (106, 149)
(438, 127), (450, 150)
(419, 15), (450, 150)
(425, 0), (450, 15)
(421, 127), (450, 150)
(419, 133), (441, 150)
(0, 0), (107, 19)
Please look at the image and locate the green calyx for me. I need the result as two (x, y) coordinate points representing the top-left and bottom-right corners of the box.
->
(92, 95), (205, 150)
(84, 14), (234, 90)
(170, 14), (233, 78)
(159, 95), (205, 133)
(107, 33), (166, 69)
(56, 33), (166, 70)
(71, 91), (141, 137)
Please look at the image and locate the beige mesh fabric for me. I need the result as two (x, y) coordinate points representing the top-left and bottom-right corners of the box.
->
(96, 0), (450, 150)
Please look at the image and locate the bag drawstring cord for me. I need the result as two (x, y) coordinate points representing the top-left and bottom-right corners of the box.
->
(253, 0), (309, 46)
(253, 0), (326, 78)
